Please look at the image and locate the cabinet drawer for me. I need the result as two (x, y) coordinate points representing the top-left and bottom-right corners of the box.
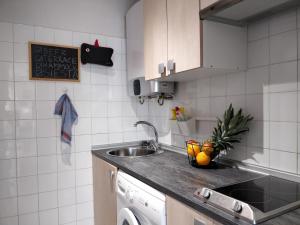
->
(167, 196), (214, 225)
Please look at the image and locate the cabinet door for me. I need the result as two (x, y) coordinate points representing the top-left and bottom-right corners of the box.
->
(166, 196), (214, 225)
(200, 0), (220, 10)
(93, 156), (118, 225)
(144, 0), (168, 80)
(167, 0), (201, 75)
(126, 0), (144, 81)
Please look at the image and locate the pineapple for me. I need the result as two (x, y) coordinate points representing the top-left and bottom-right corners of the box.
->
(211, 104), (253, 159)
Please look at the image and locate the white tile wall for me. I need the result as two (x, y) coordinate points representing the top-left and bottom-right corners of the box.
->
(58, 188), (76, 207)
(0, 81), (14, 100)
(17, 176), (38, 196)
(247, 19), (269, 41)
(17, 157), (37, 177)
(270, 9), (297, 35)
(13, 43), (28, 63)
(0, 101), (14, 120)
(269, 150), (297, 173)
(0, 22), (147, 225)
(0, 62), (13, 81)
(270, 30), (297, 64)
(15, 82), (35, 100)
(16, 139), (37, 157)
(39, 209), (58, 225)
(19, 213), (39, 225)
(151, 8), (300, 177)
(13, 24), (34, 43)
(0, 216), (18, 225)
(248, 38), (269, 68)
(16, 120), (36, 139)
(269, 61), (297, 92)
(18, 194), (38, 214)
(0, 121), (15, 141)
(0, 42), (13, 61)
(0, 197), (18, 217)
(270, 92), (297, 122)
(0, 22), (13, 42)
(0, 140), (16, 159)
(0, 178), (17, 198)
(15, 101), (36, 119)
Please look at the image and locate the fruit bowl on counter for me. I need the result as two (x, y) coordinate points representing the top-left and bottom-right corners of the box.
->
(186, 140), (218, 169)
(186, 104), (253, 169)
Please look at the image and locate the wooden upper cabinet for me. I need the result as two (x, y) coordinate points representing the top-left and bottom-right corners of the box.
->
(143, 0), (246, 80)
(144, 0), (168, 80)
(167, 0), (201, 74)
(200, 0), (220, 10)
(93, 156), (118, 225)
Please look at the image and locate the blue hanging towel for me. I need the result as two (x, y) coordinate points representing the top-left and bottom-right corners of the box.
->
(54, 94), (78, 145)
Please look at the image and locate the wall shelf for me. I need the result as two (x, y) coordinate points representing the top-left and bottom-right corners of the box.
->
(170, 118), (196, 135)
(195, 117), (217, 121)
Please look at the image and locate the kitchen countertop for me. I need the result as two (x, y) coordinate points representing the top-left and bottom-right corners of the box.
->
(91, 143), (300, 225)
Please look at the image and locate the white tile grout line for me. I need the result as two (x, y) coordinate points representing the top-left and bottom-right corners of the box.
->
(10, 23), (24, 224)
(296, 9), (299, 175)
(70, 33), (79, 224)
(267, 15), (271, 168)
(244, 24), (250, 161)
(31, 27), (41, 225)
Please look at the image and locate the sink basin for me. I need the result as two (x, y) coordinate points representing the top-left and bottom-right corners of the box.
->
(107, 146), (158, 157)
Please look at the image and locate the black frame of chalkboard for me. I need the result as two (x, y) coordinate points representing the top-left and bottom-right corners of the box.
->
(28, 41), (80, 82)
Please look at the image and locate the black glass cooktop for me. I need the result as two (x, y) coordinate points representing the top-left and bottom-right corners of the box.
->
(214, 176), (300, 213)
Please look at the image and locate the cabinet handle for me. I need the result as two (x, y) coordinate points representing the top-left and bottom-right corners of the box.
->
(194, 219), (206, 225)
(158, 63), (166, 76)
(167, 60), (176, 74)
(108, 170), (116, 191)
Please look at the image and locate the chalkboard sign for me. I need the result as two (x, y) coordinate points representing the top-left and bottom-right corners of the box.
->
(29, 42), (80, 82)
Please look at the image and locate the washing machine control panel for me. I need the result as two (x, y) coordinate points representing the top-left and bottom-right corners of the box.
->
(126, 189), (135, 203)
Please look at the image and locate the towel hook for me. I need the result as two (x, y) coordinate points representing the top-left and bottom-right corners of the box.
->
(63, 88), (68, 94)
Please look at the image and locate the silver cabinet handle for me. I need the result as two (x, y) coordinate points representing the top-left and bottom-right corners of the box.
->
(167, 60), (176, 74)
(108, 170), (116, 191)
(194, 219), (206, 225)
(158, 63), (166, 76)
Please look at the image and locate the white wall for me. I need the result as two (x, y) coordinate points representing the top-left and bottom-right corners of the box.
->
(0, 1), (149, 225)
(0, 0), (137, 38)
(150, 8), (300, 176)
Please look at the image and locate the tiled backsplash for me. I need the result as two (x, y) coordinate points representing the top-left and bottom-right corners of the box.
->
(150, 8), (300, 176)
(0, 23), (148, 225)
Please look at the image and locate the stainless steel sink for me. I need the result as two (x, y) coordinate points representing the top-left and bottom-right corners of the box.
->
(107, 146), (161, 157)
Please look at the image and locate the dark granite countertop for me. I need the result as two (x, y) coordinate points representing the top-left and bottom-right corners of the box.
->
(91, 143), (300, 225)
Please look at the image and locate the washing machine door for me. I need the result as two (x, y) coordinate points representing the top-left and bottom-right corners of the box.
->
(118, 208), (140, 225)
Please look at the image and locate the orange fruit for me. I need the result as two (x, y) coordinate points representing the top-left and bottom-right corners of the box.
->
(187, 141), (200, 157)
(196, 152), (211, 166)
(201, 141), (214, 156)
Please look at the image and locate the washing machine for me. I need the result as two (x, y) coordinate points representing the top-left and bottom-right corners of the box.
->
(116, 171), (166, 225)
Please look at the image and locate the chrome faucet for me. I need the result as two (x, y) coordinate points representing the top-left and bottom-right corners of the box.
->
(134, 121), (159, 151)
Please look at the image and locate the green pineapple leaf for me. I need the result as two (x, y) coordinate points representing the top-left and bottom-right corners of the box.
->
(211, 104), (253, 159)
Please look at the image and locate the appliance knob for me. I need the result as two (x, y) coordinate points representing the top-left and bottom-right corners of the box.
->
(200, 188), (211, 199)
(232, 201), (243, 213)
(127, 190), (134, 203)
